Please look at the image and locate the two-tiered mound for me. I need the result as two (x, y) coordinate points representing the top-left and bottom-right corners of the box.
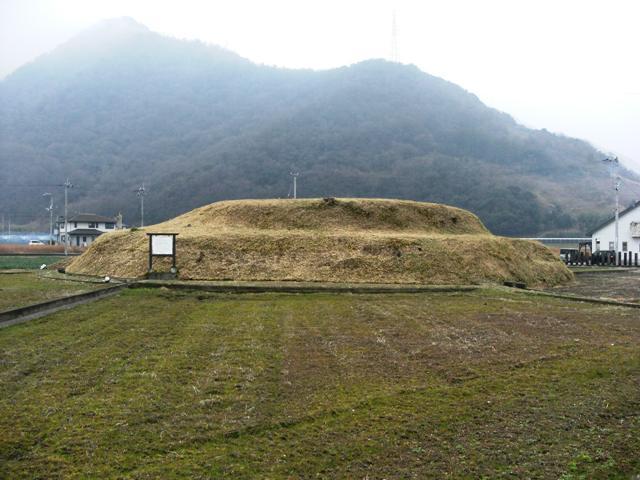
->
(67, 198), (572, 286)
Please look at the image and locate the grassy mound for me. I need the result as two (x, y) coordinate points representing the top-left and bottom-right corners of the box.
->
(67, 198), (571, 286)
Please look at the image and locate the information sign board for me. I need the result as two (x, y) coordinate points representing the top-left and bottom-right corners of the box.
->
(146, 233), (178, 274)
(151, 235), (174, 255)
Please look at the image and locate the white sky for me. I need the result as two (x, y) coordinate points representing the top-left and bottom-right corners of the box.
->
(1, 0), (639, 171)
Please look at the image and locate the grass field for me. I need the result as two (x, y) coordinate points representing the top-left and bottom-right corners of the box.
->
(0, 287), (638, 478)
(0, 255), (65, 270)
(0, 273), (105, 311)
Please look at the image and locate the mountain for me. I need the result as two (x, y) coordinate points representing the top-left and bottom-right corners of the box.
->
(1, 17), (638, 235)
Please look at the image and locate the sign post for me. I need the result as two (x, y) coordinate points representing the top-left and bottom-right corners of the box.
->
(146, 233), (178, 276)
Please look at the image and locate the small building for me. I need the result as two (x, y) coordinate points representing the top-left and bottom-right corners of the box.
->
(590, 201), (640, 255)
(55, 213), (124, 247)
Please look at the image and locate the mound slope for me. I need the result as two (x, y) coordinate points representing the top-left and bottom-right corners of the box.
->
(68, 198), (572, 286)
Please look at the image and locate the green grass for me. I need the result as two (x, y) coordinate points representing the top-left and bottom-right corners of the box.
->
(0, 273), (105, 311)
(0, 255), (64, 270)
(0, 288), (638, 478)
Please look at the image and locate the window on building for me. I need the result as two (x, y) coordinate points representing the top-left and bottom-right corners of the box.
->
(596, 240), (600, 251)
(74, 222), (77, 228)
(622, 242), (628, 251)
(105, 223), (115, 229)
(609, 241), (614, 250)
(89, 222), (98, 228)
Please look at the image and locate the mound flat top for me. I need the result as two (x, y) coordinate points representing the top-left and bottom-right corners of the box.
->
(144, 198), (489, 236)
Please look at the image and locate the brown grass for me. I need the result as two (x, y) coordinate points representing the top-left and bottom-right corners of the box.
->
(0, 244), (82, 254)
(68, 198), (572, 286)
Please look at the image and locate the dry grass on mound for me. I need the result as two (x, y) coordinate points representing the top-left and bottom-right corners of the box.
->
(151, 198), (489, 235)
(68, 198), (571, 286)
(0, 244), (82, 255)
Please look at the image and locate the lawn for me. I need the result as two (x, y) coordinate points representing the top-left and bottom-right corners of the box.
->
(0, 255), (65, 270)
(0, 273), (106, 311)
(0, 288), (638, 478)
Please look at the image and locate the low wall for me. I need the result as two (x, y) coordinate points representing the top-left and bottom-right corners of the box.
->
(0, 284), (125, 328)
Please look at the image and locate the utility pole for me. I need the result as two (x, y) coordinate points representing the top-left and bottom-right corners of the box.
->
(43, 193), (54, 245)
(603, 156), (620, 263)
(63, 178), (73, 255)
(614, 176), (621, 261)
(290, 172), (299, 199)
(136, 183), (146, 227)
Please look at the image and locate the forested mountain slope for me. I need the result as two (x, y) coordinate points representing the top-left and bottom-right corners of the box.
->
(1, 17), (637, 235)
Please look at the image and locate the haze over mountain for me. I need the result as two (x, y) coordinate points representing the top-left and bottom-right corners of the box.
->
(1, 17), (638, 235)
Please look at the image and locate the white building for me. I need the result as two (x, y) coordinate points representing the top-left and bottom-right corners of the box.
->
(55, 213), (123, 247)
(590, 201), (640, 255)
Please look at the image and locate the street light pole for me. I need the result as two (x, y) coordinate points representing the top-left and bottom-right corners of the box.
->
(63, 178), (73, 256)
(290, 171), (299, 199)
(603, 156), (620, 264)
(135, 183), (146, 227)
(43, 193), (53, 245)
(614, 177), (620, 260)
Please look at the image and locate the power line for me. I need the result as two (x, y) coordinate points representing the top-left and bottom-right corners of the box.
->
(0, 184), (66, 188)
(0, 185), (89, 192)
(0, 212), (46, 217)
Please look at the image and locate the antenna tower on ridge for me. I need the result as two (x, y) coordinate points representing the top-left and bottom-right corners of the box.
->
(391, 10), (399, 62)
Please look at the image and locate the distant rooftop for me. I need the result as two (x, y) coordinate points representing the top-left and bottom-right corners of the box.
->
(67, 228), (104, 236)
(58, 213), (116, 223)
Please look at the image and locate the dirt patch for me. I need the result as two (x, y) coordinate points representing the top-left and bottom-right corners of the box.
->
(547, 269), (640, 303)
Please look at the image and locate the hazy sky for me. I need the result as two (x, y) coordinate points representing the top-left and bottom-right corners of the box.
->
(1, 0), (639, 171)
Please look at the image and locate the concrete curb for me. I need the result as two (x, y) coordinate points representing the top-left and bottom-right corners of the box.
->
(130, 280), (482, 295)
(0, 284), (126, 329)
(38, 272), (126, 285)
(510, 287), (640, 309)
(570, 267), (640, 275)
